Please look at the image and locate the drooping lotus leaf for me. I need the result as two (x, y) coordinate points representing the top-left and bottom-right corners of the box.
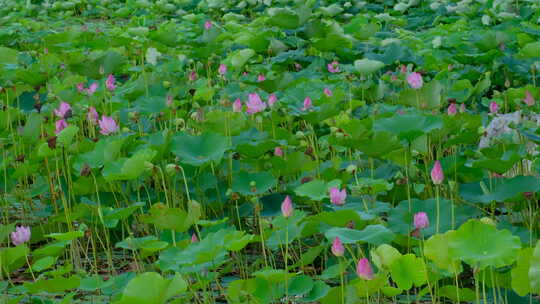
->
(354, 59), (385, 75)
(374, 113), (443, 141)
(324, 225), (395, 245)
(447, 219), (521, 269)
(171, 132), (228, 166)
(459, 176), (540, 204)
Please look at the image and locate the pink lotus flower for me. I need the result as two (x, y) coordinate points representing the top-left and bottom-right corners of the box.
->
(356, 258), (374, 280)
(218, 64), (227, 76)
(414, 212), (429, 229)
(189, 71), (197, 82)
(87, 106), (99, 124)
(281, 195), (293, 218)
(257, 74), (266, 82)
(407, 72), (423, 89)
(459, 103), (466, 113)
(302, 97), (312, 111)
(204, 21), (213, 30)
(166, 95), (173, 107)
(106, 74), (116, 91)
(489, 101), (498, 114)
(55, 119), (68, 134)
(86, 83), (98, 96)
(268, 94), (277, 107)
(431, 160), (444, 185)
(400, 65), (407, 74)
(331, 237), (344, 257)
(77, 83), (85, 93)
(54, 102), (72, 118)
(274, 147), (283, 157)
(329, 187), (347, 205)
(232, 98), (242, 112)
(11, 226), (31, 246)
(327, 61), (340, 73)
(98, 115), (119, 135)
(323, 87), (332, 97)
(246, 93), (267, 114)
(191, 233), (199, 243)
(524, 91), (535, 106)
(447, 103), (457, 116)
(294, 63), (302, 71)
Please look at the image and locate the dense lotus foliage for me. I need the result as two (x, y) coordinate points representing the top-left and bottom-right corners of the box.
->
(0, 0), (540, 303)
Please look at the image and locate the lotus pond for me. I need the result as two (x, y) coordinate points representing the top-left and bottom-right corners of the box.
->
(1, 0), (540, 303)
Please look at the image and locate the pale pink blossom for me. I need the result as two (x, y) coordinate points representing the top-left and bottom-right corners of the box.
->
(86, 83), (98, 96)
(257, 74), (266, 82)
(11, 226), (31, 246)
(281, 195), (293, 218)
(407, 72), (423, 89)
(414, 212), (429, 229)
(55, 119), (68, 134)
(323, 88), (332, 97)
(331, 237), (344, 257)
(327, 61), (340, 73)
(447, 103), (457, 116)
(431, 160), (444, 185)
(489, 101), (499, 114)
(274, 147), (283, 157)
(218, 64), (227, 76)
(329, 187), (347, 205)
(204, 21), (213, 30)
(524, 91), (535, 106)
(268, 94), (277, 107)
(357, 258), (374, 280)
(246, 93), (266, 114)
(87, 106), (99, 124)
(106, 74), (116, 91)
(98, 115), (119, 135)
(54, 102), (72, 118)
(232, 98), (242, 112)
(302, 97), (312, 111)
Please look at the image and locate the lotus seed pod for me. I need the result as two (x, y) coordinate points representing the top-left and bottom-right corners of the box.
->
(480, 217), (496, 227)
(165, 164), (178, 176)
(346, 164), (357, 173)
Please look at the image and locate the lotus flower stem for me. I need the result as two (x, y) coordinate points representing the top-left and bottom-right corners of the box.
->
(339, 258), (345, 304)
(436, 185), (440, 234)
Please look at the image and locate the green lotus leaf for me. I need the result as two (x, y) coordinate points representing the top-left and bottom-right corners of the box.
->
(171, 132), (228, 166)
(448, 220), (521, 269)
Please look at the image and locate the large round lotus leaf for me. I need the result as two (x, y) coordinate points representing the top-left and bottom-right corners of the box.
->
(389, 254), (427, 290)
(511, 247), (534, 296)
(387, 198), (479, 237)
(117, 272), (186, 304)
(232, 171), (277, 196)
(530, 240), (540, 294)
(371, 244), (402, 270)
(448, 220), (521, 270)
(171, 132), (228, 166)
(423, 232), (462, 274)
